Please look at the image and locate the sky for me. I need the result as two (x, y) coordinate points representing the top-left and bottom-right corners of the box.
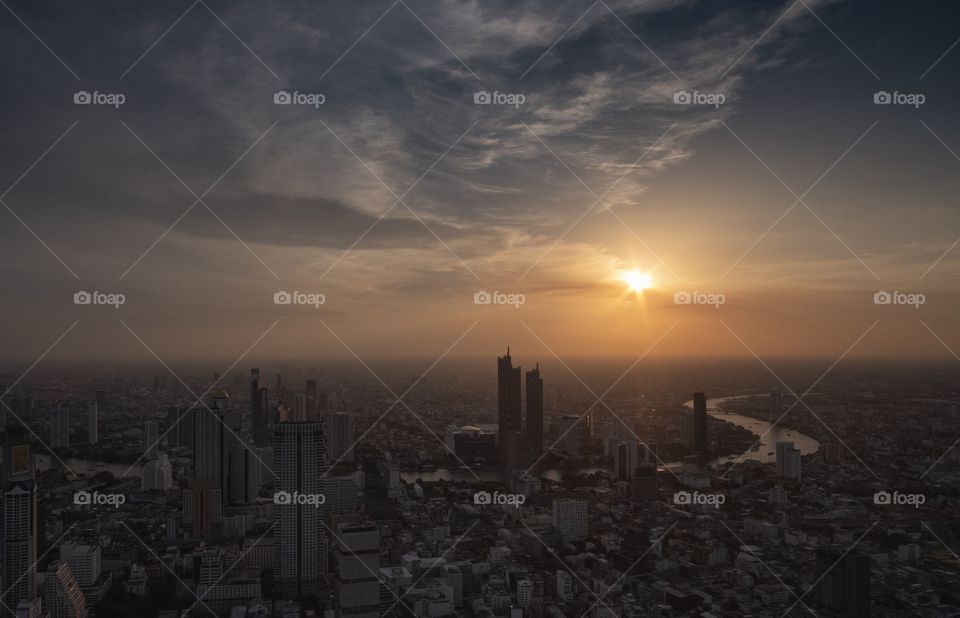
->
(1, 0), (960, 365)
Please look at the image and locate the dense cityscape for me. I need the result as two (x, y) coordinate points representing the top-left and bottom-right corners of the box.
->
(0, 355), (957, 617)
(3, 0), (960, 616)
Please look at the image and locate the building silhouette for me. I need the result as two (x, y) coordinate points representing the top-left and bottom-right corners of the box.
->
(615, 440), (639, 481)
(183, 482), (222, 538)
(776, 441), (802, 479)
(194, 401), (225, 489)
(42, 560), (86, 618)
(86, 403), (97, 445)
(143, 420), (159, 460)
(553, 498), (588, 542)
(324, 413), (356, 465)
(525, 364), (544, 459)
(692, 393), (707, 458)
(334, 522), (380, 618)
(274, 422), (327, 598)
(497, 348), (522, 473)
(49, 408), (69, 449)
(251, 368), (270, 447)
(1, 418), (37, 616)
(814, 548), (871, 616)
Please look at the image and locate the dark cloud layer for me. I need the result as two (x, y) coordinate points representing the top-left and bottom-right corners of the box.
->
(1, 0), (960, 362)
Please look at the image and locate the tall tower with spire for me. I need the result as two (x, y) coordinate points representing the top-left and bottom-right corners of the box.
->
(497, 348), (522, 475)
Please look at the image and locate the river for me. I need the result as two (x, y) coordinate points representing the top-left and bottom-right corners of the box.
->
(37, 394), (817, 481)
(683, 394), (819, 464)
(403, 394), (820, 482)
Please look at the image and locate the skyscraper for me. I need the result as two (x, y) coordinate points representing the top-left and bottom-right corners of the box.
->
(274, 422), (326, 598)
(1, 414), (37, 618)
(183, 483), (222, 538)
(250, 368), (267, 447)
(194, 393), (229, 489)
(692, 393), (707, 458)
(776, 441), (802, 479)
(553, 499), (588, 542)
(49, 408), (69, 449)
(141, 453), (173, 492)
(525, 364), (543, 458)
(641, 442), (659, 466)
(558, 415), (584, 455)
(87, 403), (97, 445)
(226, 439), (260, 504)
(167, 406), (194, 449)
(631, 464), (658, 501)
(305, 379), (319, 421)
(60, 543), (101, 589)
(615, 440), (639, 481)
(814, 548), (871, 617)
(334, 523), (380, 618)
(143, 420), (159, 461)
(253, 388), (269, 447)
(497, 348), (522, 469)
(770, 391), (782, 416)
(42, 561), (86, 618)
(323, 413), (355, 465)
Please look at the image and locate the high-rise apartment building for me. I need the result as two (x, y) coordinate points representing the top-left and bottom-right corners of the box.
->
(141, 453), (173, 491)
(324, 413), (355, 465)
(60, 544), (101, 588)
(274, 422), (326, 598)
(776, 441), (802, 479)
(42, 561), (86, 618)
(2, 421), (36, 615)
(553, 499), (588, 542)
(183, 483), (222, 538)
(194, 393), (230, 488)
(615, 440), (639, 481)
(49, 408), (69, 449)
(143, 420), (159, 461)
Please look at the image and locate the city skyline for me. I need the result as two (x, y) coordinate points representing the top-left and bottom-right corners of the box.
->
(1, 1), (960, 616)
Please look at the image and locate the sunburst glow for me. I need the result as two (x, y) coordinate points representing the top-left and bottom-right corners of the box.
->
(621, 270), (653, 293)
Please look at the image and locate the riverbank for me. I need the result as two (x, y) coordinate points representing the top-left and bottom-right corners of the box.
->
(684, 394), (819, 465)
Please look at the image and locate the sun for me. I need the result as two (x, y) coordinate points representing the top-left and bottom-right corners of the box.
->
(621, 270), (653, 293)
